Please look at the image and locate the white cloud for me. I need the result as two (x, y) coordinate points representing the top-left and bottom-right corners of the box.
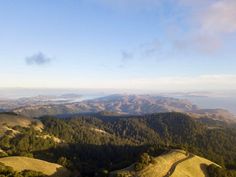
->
(92, 0), (236, 55)
(199, 0), (236, 34)
(172, 0), (236, 54)
(118, 75), (236, 91)
(1, 74), (236, 91)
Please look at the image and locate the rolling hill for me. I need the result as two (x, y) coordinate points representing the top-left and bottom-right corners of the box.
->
(13, 94), (236, 122)
(0, 112), (236, 176)
(110, 149), (219, 177)
(0, 156), (70, 177)
(0, 112), (43, 134)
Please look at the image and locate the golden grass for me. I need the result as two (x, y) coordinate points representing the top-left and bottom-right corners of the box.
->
(0, 114), (43, 133)
(0, 156), (70, 177)
(111, 149), (188, 177)
(138, 150), (187, 177)
(170, 155), (217, 177)
(110, 149), (219, 177)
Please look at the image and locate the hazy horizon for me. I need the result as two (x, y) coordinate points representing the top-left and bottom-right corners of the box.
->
(1, 0), (236, 113)
(0, 1), (236, 176)
(1, 88), (236, 114)
(1, 0), (236, 90)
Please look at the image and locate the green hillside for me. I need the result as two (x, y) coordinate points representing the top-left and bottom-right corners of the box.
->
(0, 112), (236, 176)
(110, 150), (218, 177)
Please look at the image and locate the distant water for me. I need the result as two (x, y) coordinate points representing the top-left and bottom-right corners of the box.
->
(1, 88), (235, 114)
(179, 96), (236, 114)
(0, 88), (109, 99)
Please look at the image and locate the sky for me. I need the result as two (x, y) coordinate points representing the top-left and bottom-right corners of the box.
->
(0, 0), (236, 91)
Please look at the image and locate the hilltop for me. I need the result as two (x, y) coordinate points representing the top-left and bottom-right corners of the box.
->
(0, 112), (43, 134)
(0, 111), (236, 176)
(0, 156), (70, 177)
(110, 149), (218, 177)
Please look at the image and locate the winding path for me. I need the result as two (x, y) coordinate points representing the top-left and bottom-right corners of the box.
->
(164, 153), (194, 177)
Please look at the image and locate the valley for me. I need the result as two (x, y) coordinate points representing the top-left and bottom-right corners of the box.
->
(1, 0), (236, 175)
(110, 150), (217, 177)
(9, 94), (236, 123)
(0, 103), (236, 176)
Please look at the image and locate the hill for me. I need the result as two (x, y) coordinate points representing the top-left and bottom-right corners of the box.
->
(0, 94), (82, 111)
(1, 112), (236, 176)
(0, 112), (43, 134)
(13, 94), (236, 122)
(0, 156), (70, 177)
(38, 112), (236, 176)
(110, 149), (218, 177)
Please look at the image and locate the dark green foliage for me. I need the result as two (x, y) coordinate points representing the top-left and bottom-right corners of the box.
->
(0, 127), (56, 157)
(19, 170), (46, 177)
(1, 112), (236, 177)
(0, 162), (14, 175)
(207, 164), (236, 177)
(0, 136), (10, 149)
(134, 153), (152, 171)
(57, 156), (71, 168)
(38, 113), (236, 176)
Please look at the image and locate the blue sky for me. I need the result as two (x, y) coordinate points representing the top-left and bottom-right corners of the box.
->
(0, 0), (236, 91)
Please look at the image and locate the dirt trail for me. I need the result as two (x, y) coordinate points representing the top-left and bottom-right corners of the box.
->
(163, 153), (194, 177)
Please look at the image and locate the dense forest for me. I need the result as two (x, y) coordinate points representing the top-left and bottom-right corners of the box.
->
(0, 112), (236, 176)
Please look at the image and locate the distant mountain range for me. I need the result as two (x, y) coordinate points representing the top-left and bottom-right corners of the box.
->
(12, 94), (236, 122)
(0, 110), (236, 176)
(0, 93), (82, 111)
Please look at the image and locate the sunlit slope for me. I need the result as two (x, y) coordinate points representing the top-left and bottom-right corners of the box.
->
(0, 156), (70, 177)
(0, 113), (43, 133)
(110, 150), (218, 177)
(170, 155), (217, 177)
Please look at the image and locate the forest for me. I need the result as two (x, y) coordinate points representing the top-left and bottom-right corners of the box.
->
(0, 112), (236, 176)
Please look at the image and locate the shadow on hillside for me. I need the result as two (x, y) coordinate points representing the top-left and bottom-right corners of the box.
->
(200, 163), (209, 177)
(51, 167), (71, 177)
(34, 143), (168, 177)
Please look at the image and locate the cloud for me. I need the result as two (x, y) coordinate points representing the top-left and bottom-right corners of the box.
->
(113, 74), (236, 91)
(94, 0), (236, 55)
(140, 40), (162, 58)
(26, 52), (51, 66)
(121, 50), (133, 61)
(121, 39), (162, 64)
(2, 72), (236, 90)
(108, 0), (236, 55)
(171, 0), (236, 54)
(173, 35), (222, 54)
(198, 0), (236, 34)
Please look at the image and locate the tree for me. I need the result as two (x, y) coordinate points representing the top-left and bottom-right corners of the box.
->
(134, 153), (152, 171)
(57, 157), (70, 168)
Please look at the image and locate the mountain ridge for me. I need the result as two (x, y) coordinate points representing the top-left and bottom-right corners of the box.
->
(12, 94), (236, 122)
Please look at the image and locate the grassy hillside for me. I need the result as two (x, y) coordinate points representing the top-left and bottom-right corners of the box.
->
(110, 150), (218, 177)
(0, 156), (70, 177)
(0, 112), (43, 134)
(171, 155), (218, 177)
(1, 112), (236, 176)
(38, 113), (236, 176)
